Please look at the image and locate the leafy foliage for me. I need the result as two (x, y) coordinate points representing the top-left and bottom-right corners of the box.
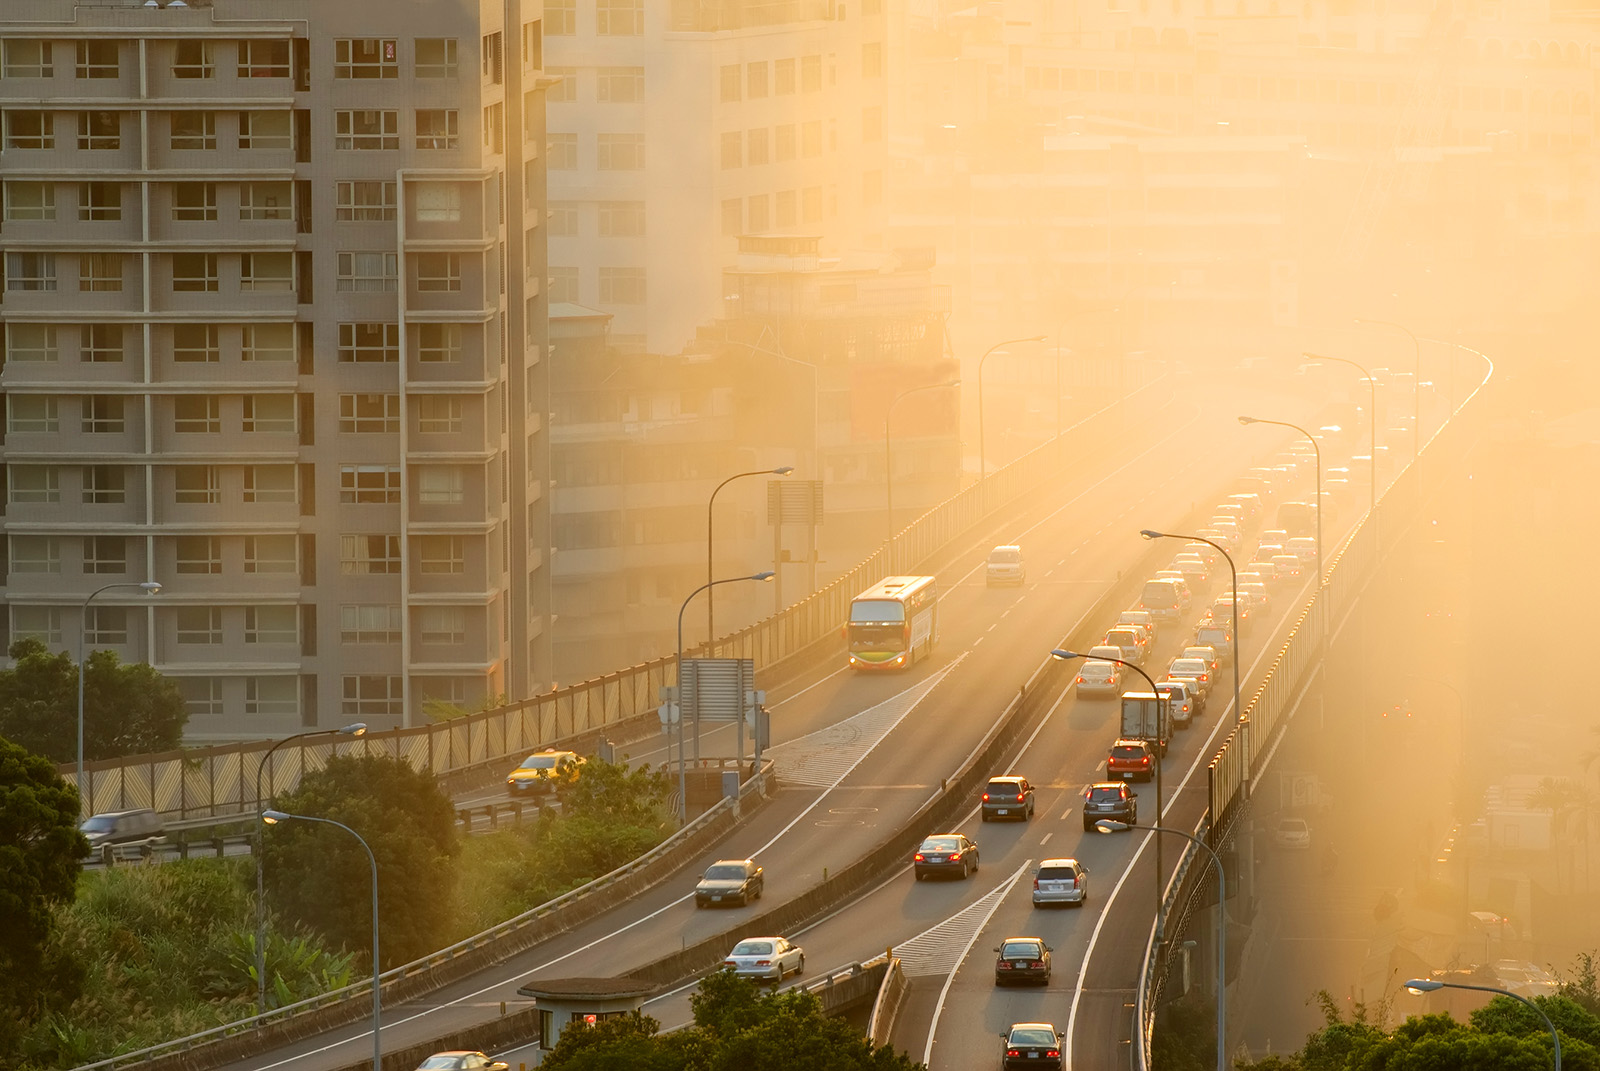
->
(0, 639), (186, 763)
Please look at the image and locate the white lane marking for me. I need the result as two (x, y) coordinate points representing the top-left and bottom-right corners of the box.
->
(921, 860), (1033, 1066)
(769, 665), (850, 709)
(1060, 809), (1073, 820)
(973, 637), (984, 646)
(1039, 833), (1053, 845)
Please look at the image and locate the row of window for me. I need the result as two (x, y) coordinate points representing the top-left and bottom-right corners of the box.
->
(718, 117), (857, 169)
(4, 464), (484, 507)
(4, 322), (474, 365)
(543, 0), (643, 36)
(547, 201), (646, 238)
(544, 266), (645, 305)
(5, 532), (475, 577)
(716, 185), (837, 237)
(1, 251), (477, 294)
(5, 395), (468, 436)
(179, 676), (477, 720)
(6, 602), (472, 647)
(545, 66), (643, 104)
(544, 131), (644, 170)
(1, 180), (468, 226)
(717, 51), (868, 103)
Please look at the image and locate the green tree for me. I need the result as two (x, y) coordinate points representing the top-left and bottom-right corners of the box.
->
(0, 638), (187, 763)
(262, 754), (458, 969)
(0, 734), (87, 1055)
(562, 758), (673, 827)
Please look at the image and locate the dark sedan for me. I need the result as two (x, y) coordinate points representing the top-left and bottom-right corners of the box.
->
(1001, 1024), (1064, 1070)
(993, 937), (1052, 986)
(694, 859), (764, 908)
(912, 833), (979, 880)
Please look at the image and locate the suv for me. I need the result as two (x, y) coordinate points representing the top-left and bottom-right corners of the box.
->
(1081, 782), (1137, 830)
(1153, 681), (1195, 728)
(1107, 739), (1156, 782)
(694, 858), (764, 907)
(1032, 858), (1089, 906)
(1194, 624), (1233, 663)
(1101, 627), (1148, 666)
(1139, 579), (1185, 622)
(986, 545), (1025, 586)
(981, 776), (1035, 822)
(79, 808), (165, 861)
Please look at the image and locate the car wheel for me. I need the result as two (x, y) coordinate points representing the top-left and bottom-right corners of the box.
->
(755, 882), (763, 901)
(795, 954), (804, 976)
(980, 813), (989, 822)
(1082, 819), (1093, 832)
(971, 853), (979, 873)
(914, 871), (923, 881)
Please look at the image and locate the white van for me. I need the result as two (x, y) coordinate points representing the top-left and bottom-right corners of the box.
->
(986, 545), (1025, 586)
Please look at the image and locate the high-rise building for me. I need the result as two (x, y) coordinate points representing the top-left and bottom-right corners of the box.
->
(0, 0), (553, 739)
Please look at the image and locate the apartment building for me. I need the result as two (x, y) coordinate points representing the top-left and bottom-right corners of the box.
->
(0, 0), (553, 739)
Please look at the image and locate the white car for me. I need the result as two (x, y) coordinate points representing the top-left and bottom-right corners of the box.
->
(1274, 818), (1312, 849)
(986, 544), (1026, 586)
(723, 936), (804, 982)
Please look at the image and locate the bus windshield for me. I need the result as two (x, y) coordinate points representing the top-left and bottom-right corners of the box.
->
(850, 600), (905, 623)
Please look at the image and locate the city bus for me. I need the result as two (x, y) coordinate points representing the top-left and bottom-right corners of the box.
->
(845, 575), (939, 670)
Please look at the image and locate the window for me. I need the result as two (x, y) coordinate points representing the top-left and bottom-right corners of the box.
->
(76, 40), (119, 79)
(78, 182), (121, 221)
(246, 677), (298, 716)
(335, 110), (399, 150)
(241, 252), (294, 291)
(417, 535), (465, 574)
(337, 252), (398, 292)
(244, 465), (296, 503)
(239, 110), (291, 149)
(79, 252), (123, 292)
(9, 467), (60, 504)
(343, 675), (404, 717)
(245, 606), (297, 644)
(417, 396), (463, 433)
(548, 203), (578, 236)
(175, 465), (220, 504)
(77, 110), (120, 149)
(174, 395), (221, 433)
(340, 465), (400, 503)
(240, 182), (291, 221)
(244, 535), (296, 573)
(335, 39), (398, 79)
(597, 133), (644, 170)
(415, 38), (458, 78)
(338, 322), (399, 363)
(599, 267), (646, 304)
(863, 42), (883, 77)
(776, 125), (796, 160)
(241, 323), (294, 362)
(340, 604), (401, 644)
(173, 323), (220, 363)
(175, 535), (222, 574)
(720, 65), (741, 102)
(81, 324), (123, 364)
(172, 252), (219, 292)
(546, 66), (577, 103)
(237, 40), (289, 78)
(418, 323), (463, 363)
(747, 128), (768, 165)
(414, 184), (462, 222)
(721, 131), (741, 169)
(10, 536), (61, 574)
(336, 180), (396, 221)
(85, 606), (128, 645)
(6, 252), (57, 291)
(172, 182), (217, 221)
(6, 112), (53, 150)
(3, 41), (53, 78)
(8, 324), (58, 362)
(417, 467), (465, 505)
(547, 0), (576, 34)
(242, 394), (295, 432)
(416, 253), (462, 292)
(597, 0), (644, 35)
(13, 607), (62, 646)
(415, 109), (459, 149)
(748, 61), (769, 97)
(775, 58), (795, 94)
(170, 112), (216, 150)
(82, 396), (124, 433)
(802, 120), (822, 156)
(483, 102), (503, 154)
(547, 132), (578, 169)
(801, 54), (821, 91)
(180, 679), (224, 717)
(339, 394), (399, 433)
(176, 607), (223, 644)
(173, 40), (214, 79)
(83, 535), (125, 574)
(340, 534), (401, 574)
(10, 396), (58, 433)
(83, 465), (125, 504)
(418, 606), (466, 645)
(5, 182), (55, 221)
(547, 267), (579, 303)
(776, 190), (795, 226)
(480, 31), (503, 83)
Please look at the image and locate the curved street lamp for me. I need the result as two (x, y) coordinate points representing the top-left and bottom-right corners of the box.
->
(1403, 977), (1561, 1070)
(885, 380), (961, 570)
(77, 580), (161, 806)
(1239, 416), (1322, 588)
(1354, 317), (1421, 462)
(706, 466), (794, 644)
(977, 335), (1047, 485)
(1303, 351), (1376, 515)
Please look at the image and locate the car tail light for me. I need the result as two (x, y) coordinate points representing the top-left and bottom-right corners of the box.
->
(1033, 878), (1040, 890)
(1073, 874), (1081, 887)
(913, 853), (925, 862)
(756, 959), (771, 966)
(998, 961), (1012, 970)
(1075, 675), (1084, 684)
(1014, 794), (1024, 802)
(1007, 1050), (1021, 1058)
(982, 793), (991, 801)
(724, 960), (737, 968)
(1047, 1050), (1061, 1059)
(949, 852), (963, 861)
(1031, 960), (1045, 968)
(1140, 756), (1150, 765)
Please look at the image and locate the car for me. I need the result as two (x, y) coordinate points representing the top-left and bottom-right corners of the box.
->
(79, 808), (165, 860)
(1240, 563), (1278, 586)
(1155, 680), (1197, 727)
(695, 859), (764, 908)
(1117, 609), (1159, 641)
(1182, 540), (1221, 566)
(1149, 573), (1193, 611)
(1180, 646), (1220, 677)
(913, 833), (979, 879)
(1212, 594), (1252, 628)
(1213, 502), (1247, 527)
(1287, 536), (1318, 562)
(1196, 525), (1240, 553)
(1032, 857), (1090, 906)
(723, 936), (804, 982)
(1085, 644), (1125, 665)
(1074, 659), (1123, 698)
(993, 937), (1052, 986)
(1081, 781), (1137, 831)
(986, 544), (1025, 586)
(1271, 554), (1303, 579)
(1226, 492), (1263, 520)
(1171, 556), (1210, 583)
(981, 775), (1035, 821)
(1238, 580), (1271, 610)
(1194, 623), (1233, 662)
(1252, 543), (1285, 564)
(1001, 1023), (1064, 1070)
(416, 1054), (509, 1071)
(1276, 502), (1317, 538)
(1101, 626), (1149, 665)
(1168, 655), (1213, 692)
(1274, 817), (1312, 849)
(1114, 618), (1156, 649)
(1139, 578), (1186, 621)
(506, 749), (583, 795)
(1258, 528), (1290, 548)
(1107, 738), (1155, 782)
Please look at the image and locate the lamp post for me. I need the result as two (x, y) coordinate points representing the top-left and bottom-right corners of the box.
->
(77, 580), (161, 808)
(1051, 648), (1168, 923)
(1141, 529), (1247, 798)
(1354, 318), (1421, 462)
(977, 335), (1047, 486)
(1303, 351), (1376, 515)
(1096, 819), (1227, 1071)
(1403, 978), (1561, 1070)
(676, 572), (775, 821)
(253, 722), (367, 1017)
(1239, 416), (1321, 588)
(261, 810), (381, 1071)
(884, 380), (960, 571)
(706, 466), (793, 645)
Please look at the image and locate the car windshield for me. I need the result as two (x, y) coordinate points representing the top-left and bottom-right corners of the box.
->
(1111, 745), (1145, 759)
(1088, 787), (1122, 801)
(1009, 1028), (1058, 1046)
(1280, 819), (1308, 832)
(1105, 631), (1135, 644)
(921, 837), (960, 851)
(731, 940), (774, 956)
(520, 755), (558, 769)
(418, 1059), (464, 1070)
(1038, 866), (1076, 879)
(1156, 685), (1185, 701)
(986, 781), (1019, 794)
(850, 599), (905, 623)
(1001, 941), (1041, 958)
(80, 815), (117, 832)
(990, 548), (1021, 563)
(1082, 662), (1114, 677)
(1171, 660), (1205, 674)
(705, 865), (747, 880)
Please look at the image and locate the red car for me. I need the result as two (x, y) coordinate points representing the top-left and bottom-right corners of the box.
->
(1107, 739), (1155, 782)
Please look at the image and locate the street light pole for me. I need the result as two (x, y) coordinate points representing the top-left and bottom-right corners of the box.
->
(1239, 416), (1322, 588)
(77, 580), (161, 809)
(253, 722), (367, 1017)
(1354, 318), (1421, 462)
(977, 335), (1047, 487)
(1096, 820), (1228, 1071)
(261, 810), (381, 1071)
(884, 380), (960, 571)
(676, 572), (775, 821)
(706, 466), (793, 645)
(1404, 978), (1561, 1070)
(1303, 351), (1376, 515)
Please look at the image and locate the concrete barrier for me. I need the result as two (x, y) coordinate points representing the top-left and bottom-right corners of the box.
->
(328, 1007), (541, 1071)
(867, 957), (908, 1048)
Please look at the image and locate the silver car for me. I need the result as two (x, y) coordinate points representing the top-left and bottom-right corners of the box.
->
(1032, 858), (1089, 906)
(722, 936), (804, 982)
